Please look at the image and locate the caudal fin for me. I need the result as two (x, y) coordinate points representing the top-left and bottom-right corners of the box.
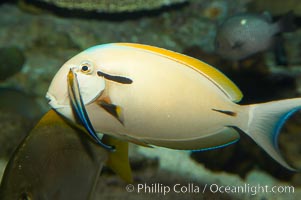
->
(241, 98), (301, 170)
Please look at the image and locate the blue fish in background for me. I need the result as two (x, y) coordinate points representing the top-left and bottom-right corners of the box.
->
(215, 12), (296, 61)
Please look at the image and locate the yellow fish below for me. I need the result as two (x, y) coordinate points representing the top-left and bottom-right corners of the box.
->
(46, 43), (301, 170)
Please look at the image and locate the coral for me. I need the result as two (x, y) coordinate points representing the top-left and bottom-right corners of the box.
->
(35, 0), (188, 12)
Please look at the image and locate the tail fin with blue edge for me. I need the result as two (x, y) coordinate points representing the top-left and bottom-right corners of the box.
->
(240, 98), (301, 171)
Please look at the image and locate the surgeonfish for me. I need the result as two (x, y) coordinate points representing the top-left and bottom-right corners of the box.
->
(46, 43), (301, 170)
(0, 110), (132, 200)
(215, 12), (296, 61)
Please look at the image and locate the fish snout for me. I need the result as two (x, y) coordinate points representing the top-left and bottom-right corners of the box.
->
(45, 92), (66, 109)
(46, 92), (55, 106)
(46, 92), (74, 121)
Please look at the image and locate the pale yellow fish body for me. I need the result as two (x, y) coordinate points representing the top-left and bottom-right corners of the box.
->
(88, 44), (246, 149)
(48, 43), (243, 149)
(47, 43), (301, 170)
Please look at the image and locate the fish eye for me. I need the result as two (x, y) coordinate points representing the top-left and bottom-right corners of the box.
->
(80, 61), (94, 74)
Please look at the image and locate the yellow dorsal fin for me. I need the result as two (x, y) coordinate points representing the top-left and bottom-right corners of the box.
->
(116, 43), (243, 102)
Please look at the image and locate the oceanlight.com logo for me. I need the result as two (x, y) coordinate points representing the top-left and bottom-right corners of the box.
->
(125, 183), (295, 196)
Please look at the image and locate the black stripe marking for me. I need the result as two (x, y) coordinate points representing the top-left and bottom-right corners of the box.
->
(98, 101), (124, 124)
(212, 108), (236, 116)
(97, 71), (133, 84)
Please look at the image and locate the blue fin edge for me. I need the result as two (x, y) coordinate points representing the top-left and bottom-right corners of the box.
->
(191, 138), (240, 152)
(273, 106), (301, 149)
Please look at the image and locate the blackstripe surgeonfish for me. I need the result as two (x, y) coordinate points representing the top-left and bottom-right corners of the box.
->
(46, 43), (301, 170)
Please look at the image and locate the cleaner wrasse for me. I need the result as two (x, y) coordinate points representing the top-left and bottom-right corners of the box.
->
(46, 43), (301, 170)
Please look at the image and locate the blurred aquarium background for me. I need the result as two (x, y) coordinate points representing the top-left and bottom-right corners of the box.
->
(0, 0), (301, 199)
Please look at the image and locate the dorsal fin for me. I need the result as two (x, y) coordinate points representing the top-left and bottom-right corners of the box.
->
(116, 43), (243, 102)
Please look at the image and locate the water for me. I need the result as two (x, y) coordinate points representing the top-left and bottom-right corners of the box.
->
(0, 0), (300, 199)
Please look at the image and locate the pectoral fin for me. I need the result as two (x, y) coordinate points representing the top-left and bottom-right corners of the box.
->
(67, 69), (114, 151)
(99, 100), (124, 124)
(102, 135), (133, 183)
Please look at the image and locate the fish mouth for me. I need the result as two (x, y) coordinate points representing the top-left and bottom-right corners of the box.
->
(46, 92), (53, 104)
(46, 92), (65, 109)
(67, 69), (114, 151)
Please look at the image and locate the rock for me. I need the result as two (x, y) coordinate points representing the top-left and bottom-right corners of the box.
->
(279, 113), (301, 170)
(292, 173), (301, 186)
(135, 146), (301, 200)
(0, 47), (25, 81)
(0, 88), (44, 120)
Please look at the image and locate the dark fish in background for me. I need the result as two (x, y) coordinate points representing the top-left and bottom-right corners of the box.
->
(0, 110), (132, 200)
(215, 12), (296, 61)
